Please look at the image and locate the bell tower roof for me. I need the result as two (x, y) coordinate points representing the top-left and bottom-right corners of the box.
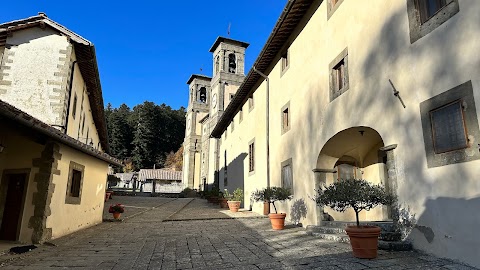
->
(186, 74), (212, 85)
(209, 36), (249, 53)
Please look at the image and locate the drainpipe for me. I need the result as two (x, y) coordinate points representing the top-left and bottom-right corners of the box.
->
(252, 66), (270, 188)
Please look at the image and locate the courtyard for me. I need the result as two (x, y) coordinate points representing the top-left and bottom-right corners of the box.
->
(0, 197), (476, 270)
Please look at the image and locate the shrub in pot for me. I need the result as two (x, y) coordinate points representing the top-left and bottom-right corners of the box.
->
(108, 203), (125, 220)
(252, 187), (292, 230)
(225, 188), (243, 212)
(218, 190), (229, 208)
(315, 178), (395, 259)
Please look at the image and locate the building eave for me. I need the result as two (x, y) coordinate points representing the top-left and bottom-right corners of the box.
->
(209, 36), (250, 53)
(0, 99), (122, 167)
(186, 74), (212, 85)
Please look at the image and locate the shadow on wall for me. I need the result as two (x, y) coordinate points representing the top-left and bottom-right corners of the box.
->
(290, 198), (308, 226)
(401, 196), (480, 268)
(218, 153), (247, 201)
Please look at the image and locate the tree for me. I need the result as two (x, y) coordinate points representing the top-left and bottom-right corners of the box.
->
(164, 146), (183, 171)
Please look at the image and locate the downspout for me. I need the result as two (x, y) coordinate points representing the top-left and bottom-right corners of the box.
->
(63, 60), (77, 134)
(252, 66), (270, 188)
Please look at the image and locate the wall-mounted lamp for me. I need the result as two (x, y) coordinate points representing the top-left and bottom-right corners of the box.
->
(0, 143), (5, 153)
(358, 130), (365, 136)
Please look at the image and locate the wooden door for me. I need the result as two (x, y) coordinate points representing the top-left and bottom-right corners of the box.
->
(0, 173), (27, 240)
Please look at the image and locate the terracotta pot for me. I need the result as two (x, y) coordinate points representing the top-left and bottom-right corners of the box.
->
(345, 225), (381, 259)
(219, 198), (228, 208)
(210, 196), (219, 204)
(227, 201), (241, 212)
(113, 212), (121, 220)
(268, 213), (286, 230)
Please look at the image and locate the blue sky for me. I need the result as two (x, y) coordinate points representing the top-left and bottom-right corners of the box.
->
(2, 1), (286, 110)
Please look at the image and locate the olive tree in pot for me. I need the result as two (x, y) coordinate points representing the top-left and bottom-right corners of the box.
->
(225, 188), (243, 212)
(252, 187), (293, 230)
(315, 179), (395, 259)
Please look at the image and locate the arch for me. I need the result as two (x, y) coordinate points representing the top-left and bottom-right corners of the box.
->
(199, 87), (207, 103)
(215, 55), (220, 74)
(315, 126), (390, 223)
(228, 53), (236, 73)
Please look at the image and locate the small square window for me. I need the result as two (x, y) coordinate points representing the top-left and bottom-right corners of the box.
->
(329, 48), (349, 102)
(230, 94), (234, 101)
(430, 100), (468, 154)
(418, 0), (447, 23)
(249, 140), (255, 173)
(407, 0), (459, 43)
(249, 95), (254, 111)
(327, 0), (346, 19)
(281, 101), (291, 134)
(281, 49), (290, 75)
(65, 161), (85, 204)
(281, 158), (293, 194)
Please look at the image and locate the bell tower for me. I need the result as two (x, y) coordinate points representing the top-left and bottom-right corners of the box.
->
(209, 37), (249, 127)
(182, 74), (211, 189)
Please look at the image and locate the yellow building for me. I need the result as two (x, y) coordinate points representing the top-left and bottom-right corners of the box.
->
(0, 13), (121, 244)
(186, 0), (480, 267)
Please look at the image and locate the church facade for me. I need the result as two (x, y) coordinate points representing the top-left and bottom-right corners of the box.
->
(184, 0), (480, 267)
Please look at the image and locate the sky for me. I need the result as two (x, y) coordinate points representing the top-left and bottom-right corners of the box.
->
(2, 1), (287, 110)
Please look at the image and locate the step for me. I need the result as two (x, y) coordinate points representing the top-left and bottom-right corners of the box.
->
(311, 232), (412, 251)
(306, 225), (401, 241)
(320, 221), (397, 232)
(311, 232), (350, 243)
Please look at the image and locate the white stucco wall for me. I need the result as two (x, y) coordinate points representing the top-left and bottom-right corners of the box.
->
(219, 0), (480, 267)
(0, 27), (71, 127)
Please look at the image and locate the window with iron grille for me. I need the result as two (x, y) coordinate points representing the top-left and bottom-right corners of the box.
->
(430, 100), (468, 154)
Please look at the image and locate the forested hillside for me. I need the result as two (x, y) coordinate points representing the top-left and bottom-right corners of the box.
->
(105, 102), (185, 171)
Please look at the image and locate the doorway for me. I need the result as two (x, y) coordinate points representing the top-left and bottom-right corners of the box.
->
(0, 172), (28, 241)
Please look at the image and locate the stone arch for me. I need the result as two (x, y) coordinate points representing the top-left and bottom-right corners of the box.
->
(198, 87), (207, 103)
(314, 126), (391, 223)
(228, 53), (236, 73)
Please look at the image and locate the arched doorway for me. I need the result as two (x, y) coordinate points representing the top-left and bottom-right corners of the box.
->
(314, 126), (390, 223)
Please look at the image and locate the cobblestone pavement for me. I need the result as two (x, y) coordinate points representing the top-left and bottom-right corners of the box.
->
(0, 198), (477, 270)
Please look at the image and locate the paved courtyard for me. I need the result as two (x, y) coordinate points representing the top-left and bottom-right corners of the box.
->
(0, 197), (476, 269)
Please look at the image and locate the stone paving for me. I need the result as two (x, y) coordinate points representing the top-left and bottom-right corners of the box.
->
(0, 197), (477, 270)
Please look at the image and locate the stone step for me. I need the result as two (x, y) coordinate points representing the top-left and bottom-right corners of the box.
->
(309, 230), (412, 251)
(320, 221), (396, 232)
(311, 232), (350, 243)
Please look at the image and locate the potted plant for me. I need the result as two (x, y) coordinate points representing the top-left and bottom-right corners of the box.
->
(219, 190), (229, 208)
(315, 178), (395, 259)
(209, 188), (220, 204)
(252, 187), (293, 230)
(226, 188), (243, 212)
(108, 203), (125, 220)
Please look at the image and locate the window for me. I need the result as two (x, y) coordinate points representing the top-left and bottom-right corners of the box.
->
(239, 109), (243, 123)
(281, 102), (290, 134)
(249, 140), (255, 173)
(329, 48), (349, 102)
(418, 0), (447, 23)
(281, 158), (293, 193)
(65, 161), (85, 204)
(231, 120), (234, 132)
(249, 95), (254, 111)
(281, 49), (289, 75)
(337, 163), (356, 181)
(81, 113), (86, 135)
(224, 150), (228, 186)
(327, 0), (346, 19)
(430, 101), (468, 154)
(72, 94), (77, 119)
(407, 0), (459, 43)
(420, 81), (480, 168)
(228, 53), (236, 73)
(230, 94), (234, 101)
